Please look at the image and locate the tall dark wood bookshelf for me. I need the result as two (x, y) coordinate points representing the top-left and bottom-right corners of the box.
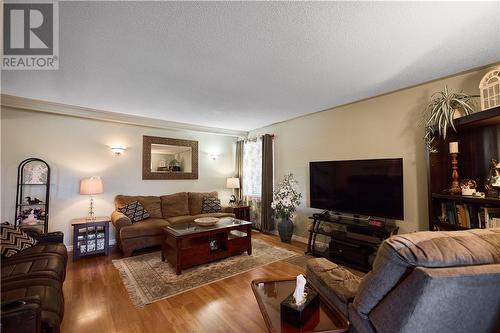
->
(427, 106), (500, 231)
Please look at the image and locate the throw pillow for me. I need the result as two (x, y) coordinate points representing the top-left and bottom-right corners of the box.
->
(0, 223), (38, 258)
(201, 197), (222, 213)
(119, 201), (151, 222)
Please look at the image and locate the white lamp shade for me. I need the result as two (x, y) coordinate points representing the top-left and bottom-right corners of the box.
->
(80, 177), (103, 195)
(226, 177), (240, 189)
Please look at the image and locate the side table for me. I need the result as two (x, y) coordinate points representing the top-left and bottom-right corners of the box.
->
(226, 205), (251, 221)
(71, 216), (110, 262)
(251, 278), (348, 333)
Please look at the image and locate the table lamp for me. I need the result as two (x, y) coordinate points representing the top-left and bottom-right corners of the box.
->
(80, 176), (103, 221)
(226, 177), (240, 206)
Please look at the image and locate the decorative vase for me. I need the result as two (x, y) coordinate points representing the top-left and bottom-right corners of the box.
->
(452, 108), (466, 119)
(278, 217), (294, 243)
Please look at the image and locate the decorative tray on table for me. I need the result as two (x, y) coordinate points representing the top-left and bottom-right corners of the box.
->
(193, 217), (219, 226)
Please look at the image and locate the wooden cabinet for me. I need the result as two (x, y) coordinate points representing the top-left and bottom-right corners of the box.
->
(71, 217), (110, 261)
(427, 106), (500, 230)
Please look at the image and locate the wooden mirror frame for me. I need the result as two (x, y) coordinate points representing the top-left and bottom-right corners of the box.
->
(142, 135), (199, 180)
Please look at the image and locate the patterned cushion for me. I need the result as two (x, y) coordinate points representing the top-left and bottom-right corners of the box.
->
(0, 223), (38, 258)
(201, 197), (222, 213)
(119, 201), (151, 222)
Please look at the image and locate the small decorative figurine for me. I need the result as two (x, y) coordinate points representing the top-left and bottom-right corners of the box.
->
(229, 194), (237, 206)
(472, 192), (486, 199)
(485, 159), (500, 198)
(22, 209), (38, 225)
(460, 179), (477, 196)
(25, 196), (43, 205)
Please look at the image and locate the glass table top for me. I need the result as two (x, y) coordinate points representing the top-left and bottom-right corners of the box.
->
(165, 217), (252, 236)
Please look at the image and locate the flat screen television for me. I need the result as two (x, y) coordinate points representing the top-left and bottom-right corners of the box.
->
(309, 158), (404, 220)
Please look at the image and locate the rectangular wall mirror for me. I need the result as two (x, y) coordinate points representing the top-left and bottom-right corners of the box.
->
(143, 136), (198, 179)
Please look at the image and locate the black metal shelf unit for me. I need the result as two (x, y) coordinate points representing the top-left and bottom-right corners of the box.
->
(15, 158), (51, 233)
(306, 215), (399, 272)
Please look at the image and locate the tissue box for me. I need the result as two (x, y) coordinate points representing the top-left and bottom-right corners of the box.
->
(280, 286), (319, 327)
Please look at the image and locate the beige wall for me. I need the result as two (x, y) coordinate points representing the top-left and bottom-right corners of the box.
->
(250, 66), (495, 238)
(1, 109), (237, 246)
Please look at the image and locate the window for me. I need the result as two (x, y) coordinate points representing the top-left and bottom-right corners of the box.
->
(242, 138), (262, 198)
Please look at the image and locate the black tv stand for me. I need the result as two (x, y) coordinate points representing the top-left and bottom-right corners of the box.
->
(306, 215), (399, 272)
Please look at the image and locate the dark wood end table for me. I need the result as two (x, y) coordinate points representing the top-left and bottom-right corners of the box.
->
(251, 278), (349, 333)
(226, 205), (251, 221)
(71, 216), (110, 262)
(162, 217), (252, 275)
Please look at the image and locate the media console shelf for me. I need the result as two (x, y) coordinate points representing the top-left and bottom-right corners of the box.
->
(306, 215), (398, 272)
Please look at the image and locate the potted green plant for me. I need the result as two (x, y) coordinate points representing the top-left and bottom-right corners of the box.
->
(423, 85), (476, 152)
(271, 173), (302, 243)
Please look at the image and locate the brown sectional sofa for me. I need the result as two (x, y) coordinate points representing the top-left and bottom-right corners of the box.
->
(1, 232), (67, 333)
(111, 192), (235, 256)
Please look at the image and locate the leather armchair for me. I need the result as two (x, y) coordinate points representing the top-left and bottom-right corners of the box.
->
(306, 228), (500, 333)
(1, 297), (42, 333)
(1, 231), (67, 333)
(23, 230), (64, 244)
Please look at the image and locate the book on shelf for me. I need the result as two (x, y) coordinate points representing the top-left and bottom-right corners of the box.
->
(486, 208), (500, 228)
(440, 203), (498, 229)
(456, 204), (467, 228)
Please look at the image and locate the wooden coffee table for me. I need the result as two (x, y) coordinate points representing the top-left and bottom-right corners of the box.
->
(251, 278), (349, 333)
(162, 217), (252, 275)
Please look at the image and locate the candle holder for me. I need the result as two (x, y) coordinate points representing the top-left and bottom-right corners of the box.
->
(450, 153), (461, 195)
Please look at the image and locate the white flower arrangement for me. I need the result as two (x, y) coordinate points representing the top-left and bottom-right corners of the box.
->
(271, 173), (302, 220)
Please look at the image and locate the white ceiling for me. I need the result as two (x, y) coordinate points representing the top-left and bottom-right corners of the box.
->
(2, 1), (499, 132)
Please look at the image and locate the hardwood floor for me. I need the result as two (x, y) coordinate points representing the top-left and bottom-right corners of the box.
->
(61, 231), (307, 333)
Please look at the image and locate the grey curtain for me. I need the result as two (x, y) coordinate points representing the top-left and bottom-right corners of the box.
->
(235, 140), (244, 202)
(261, 134), (274, 231)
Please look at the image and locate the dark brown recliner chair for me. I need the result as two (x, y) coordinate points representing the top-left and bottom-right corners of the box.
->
(306, 228), (500, 333)
(1, 231), (67, 333)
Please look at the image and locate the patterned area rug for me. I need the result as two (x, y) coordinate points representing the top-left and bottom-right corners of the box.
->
(113, 238), (296, 307)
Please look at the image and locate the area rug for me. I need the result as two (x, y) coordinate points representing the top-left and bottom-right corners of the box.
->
(113, 238), (296, 307)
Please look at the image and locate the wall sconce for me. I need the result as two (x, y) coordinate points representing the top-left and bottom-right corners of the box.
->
(111, 146), (127, 155)
(209, 153), (220, 160)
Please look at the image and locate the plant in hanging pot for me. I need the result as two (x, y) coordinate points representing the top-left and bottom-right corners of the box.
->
(423, 85), (477, 152)
(271, 173), (302, 243)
